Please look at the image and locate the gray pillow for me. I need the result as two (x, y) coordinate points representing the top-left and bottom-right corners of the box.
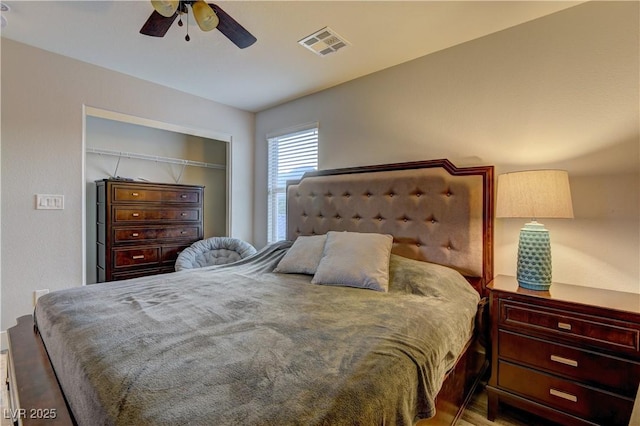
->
(311, 231), (393, 292)
(274, 234), (327, 275)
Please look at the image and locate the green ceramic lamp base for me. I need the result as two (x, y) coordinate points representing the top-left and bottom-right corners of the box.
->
(516, 221), (552, 291)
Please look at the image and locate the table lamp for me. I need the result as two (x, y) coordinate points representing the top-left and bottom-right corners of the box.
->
(496, 170), (574, 290)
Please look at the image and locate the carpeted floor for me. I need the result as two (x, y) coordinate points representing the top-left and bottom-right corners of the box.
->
(0, 351), (556, 425)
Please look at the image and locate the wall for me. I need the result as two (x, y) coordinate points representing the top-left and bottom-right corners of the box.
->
(255, 2), (640, 293)
(85, 116), (229, 284)
(0, 39), (3, 347)
(1, 39), (255, 330)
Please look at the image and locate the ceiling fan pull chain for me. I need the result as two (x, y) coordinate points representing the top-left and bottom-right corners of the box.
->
(184, 5), (190, 41)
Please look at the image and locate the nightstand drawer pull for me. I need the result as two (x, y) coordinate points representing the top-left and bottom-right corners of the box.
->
(132, 255), (145, 260)
(549, 388), (577, 402)
(558, 322), (572, 330)
(131, 192), (139, 197)
(132, 213), (140, 217)
(132, 233), (139, 237)
(550, 354), (578, 367)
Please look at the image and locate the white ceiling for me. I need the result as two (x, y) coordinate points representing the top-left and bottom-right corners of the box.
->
(1, 1), (582, 112)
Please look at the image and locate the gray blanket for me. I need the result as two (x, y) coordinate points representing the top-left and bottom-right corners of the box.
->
(35, 241), (480, 426)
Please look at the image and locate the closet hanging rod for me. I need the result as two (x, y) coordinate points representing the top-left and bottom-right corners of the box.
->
(86, 147), (226, 170)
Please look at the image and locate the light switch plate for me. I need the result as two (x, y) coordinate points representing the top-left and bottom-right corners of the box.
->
(36, 194), (64, 210)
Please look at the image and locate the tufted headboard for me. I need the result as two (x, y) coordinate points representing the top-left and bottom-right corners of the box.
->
(286, 159), (494, 293)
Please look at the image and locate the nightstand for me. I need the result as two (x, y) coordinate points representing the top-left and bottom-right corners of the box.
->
(487, 275), (640, 426)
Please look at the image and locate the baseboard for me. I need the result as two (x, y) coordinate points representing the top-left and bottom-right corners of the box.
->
(1, 330), (7, 351)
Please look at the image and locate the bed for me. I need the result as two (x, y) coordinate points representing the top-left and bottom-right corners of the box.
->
(6, 159), (494, 426)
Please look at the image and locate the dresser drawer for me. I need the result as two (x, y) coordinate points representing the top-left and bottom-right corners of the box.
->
(113, 226), (200, 243)
(498, 361), (633, 425)
(500, 300), (640, 353)
(112, 186), (201, 204)
(113, 207), (201, 223)
(161, 244), (189, 264)
(499, 330), (640, 396)
(113, 247), (160, 268)
(111, 268), (163, 281)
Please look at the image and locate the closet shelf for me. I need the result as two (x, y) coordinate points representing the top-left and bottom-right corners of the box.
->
(87, 147), (226, 170)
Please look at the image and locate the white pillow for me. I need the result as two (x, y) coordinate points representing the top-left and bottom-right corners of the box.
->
(274, 234), (327, 275)
(311, 231), (393, 292)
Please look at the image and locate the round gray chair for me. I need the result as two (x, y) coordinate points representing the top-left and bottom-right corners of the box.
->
(175, 237), (257, 271)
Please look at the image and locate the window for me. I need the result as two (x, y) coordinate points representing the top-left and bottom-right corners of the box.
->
(267, 126), (318, 243)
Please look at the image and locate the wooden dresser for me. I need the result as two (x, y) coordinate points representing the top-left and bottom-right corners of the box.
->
(96, 179), (204, 282)
(487, 275), (640, 426)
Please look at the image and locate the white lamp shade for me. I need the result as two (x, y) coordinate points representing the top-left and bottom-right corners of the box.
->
(496, 170), (574, 219)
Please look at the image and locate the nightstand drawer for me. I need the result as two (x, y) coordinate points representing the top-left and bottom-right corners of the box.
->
(500, 300), (640, 353)
(499, 330), (640, 396)
(498, 361), (634, 425)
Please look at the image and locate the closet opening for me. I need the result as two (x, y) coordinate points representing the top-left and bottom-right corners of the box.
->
(83, 107), (231, 285)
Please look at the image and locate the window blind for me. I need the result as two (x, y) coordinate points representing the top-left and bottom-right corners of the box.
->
(267, 127), (318, 243)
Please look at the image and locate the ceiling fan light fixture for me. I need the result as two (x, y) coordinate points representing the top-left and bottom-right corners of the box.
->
(140, 1), (255, 48)
(192, 1), (218, 32)
(151, 0), (179, 18)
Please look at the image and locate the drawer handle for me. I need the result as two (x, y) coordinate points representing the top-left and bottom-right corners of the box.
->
(558, 322), (572, 331)
(550, 355), (578, 367)
(131, 192), (139, 197)
(132, 213), (140, 217)
(550, 388), (577, 403)
(132, 255), (145, 260)
(132, 233), (139, 237)
(181, 231), (187, 234)
(181, 213), (187, 217)
(180, 194), (188, 198)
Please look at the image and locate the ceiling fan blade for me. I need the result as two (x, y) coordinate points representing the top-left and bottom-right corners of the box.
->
(209, 3), (256, 49)
(140, 10), (178, 37)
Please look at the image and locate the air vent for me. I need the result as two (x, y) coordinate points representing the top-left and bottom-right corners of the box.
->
(298, 27), (350, 57)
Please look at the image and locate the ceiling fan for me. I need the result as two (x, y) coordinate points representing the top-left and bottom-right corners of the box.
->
(140, 1), (257, 49)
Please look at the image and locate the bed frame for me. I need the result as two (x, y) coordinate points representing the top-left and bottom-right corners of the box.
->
(286, 159), (494, 425)
(7, 159), (493, 426)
